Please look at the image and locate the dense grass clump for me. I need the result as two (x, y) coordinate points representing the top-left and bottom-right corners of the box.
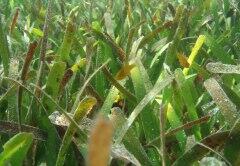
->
(1, 0), (240, 165)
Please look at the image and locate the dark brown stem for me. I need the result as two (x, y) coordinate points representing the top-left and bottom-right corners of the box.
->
(165, 115), (210, 137)
(9, 7), (20, 34)
(17, 41), (38, 131)
(147, 115), (210, 147)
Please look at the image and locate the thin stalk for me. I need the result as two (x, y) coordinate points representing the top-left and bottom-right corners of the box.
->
(2, 77), (48, 116)
(0, 85), (16, 103)
(9, 7), (20, 34)
(147, 115), (210, 147)
(27, 0), (52, 122)
(71, 59), (110, 113)
(160, 105), (166, 166)
(17, 41), (38, 131)
(79, 74), (103, 108)
(36, 0), (52, 91)
(165, 115), (210, 137)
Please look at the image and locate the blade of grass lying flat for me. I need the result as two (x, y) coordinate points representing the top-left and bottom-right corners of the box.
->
(204, 78), (239, 126)
(206, 62), (240, 74)
(115, 74), (174, 144)
(87, 116), (113, 166)
(175, 69), (201, 140)
(56, 96), (97, 166)
(0, 13), (10, 76)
